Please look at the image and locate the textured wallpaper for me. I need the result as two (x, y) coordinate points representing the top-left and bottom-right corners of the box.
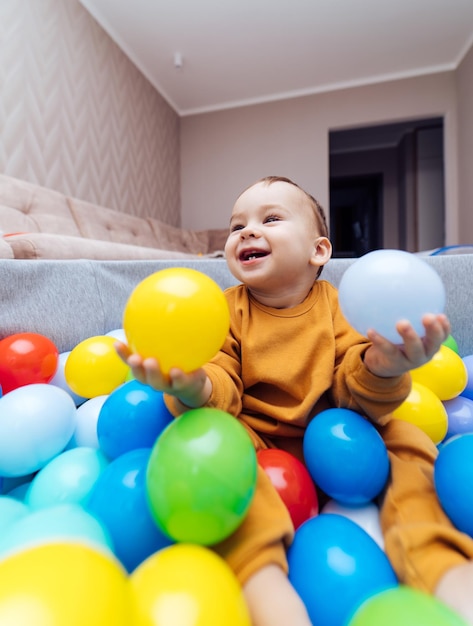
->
(0, 0), (180, 224)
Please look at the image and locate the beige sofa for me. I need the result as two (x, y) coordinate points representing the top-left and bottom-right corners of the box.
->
(0, 174), (228, 260)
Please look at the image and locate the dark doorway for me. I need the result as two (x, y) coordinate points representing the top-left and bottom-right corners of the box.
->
(330, 174), (382, 258)
(329, 117), (445, 257)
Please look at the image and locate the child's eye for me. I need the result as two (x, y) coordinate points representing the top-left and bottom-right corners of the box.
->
(230, 224), (244, 232)
(264, 215), (280, 223)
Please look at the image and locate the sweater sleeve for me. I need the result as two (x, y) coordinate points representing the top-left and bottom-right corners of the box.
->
(379, 419), (473, 592)
(327, 289), (412, 425)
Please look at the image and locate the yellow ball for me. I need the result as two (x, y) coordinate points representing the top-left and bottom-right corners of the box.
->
(410, 344), (468, 401)
(0, 542), (129, 626)
(393, 381), (448, 444)
(129, 543), (251, 626)
(65, 335), (129, 398)
(123, 268), (230, 374)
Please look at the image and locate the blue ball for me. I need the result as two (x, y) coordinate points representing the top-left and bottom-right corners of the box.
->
(434, 433), (473, 536)
(86, 448), (173, 572)
(288, 513), (398, 626)
(303, 408), (389, 504)
(97, 379), (173, 459)
(338, 249), (445, 343)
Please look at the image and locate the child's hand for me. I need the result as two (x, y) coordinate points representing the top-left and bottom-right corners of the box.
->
(363, 313), (451, 378)
(115, 341), (212, 408)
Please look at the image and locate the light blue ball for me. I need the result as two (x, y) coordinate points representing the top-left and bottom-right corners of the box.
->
(25, 447), (109, 510)
(0, 503), (114, 559)
(338, 249), (445, 343)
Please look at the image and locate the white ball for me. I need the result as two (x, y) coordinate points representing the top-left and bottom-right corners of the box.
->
(338, 249), (445, 343)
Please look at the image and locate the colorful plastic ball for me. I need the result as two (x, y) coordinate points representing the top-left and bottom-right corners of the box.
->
(392, 381), (448, 444)
(146, 407), (257, 545)
(0, 542), (129, 626)
(49, 351), (87, 406)
(64, 335), (129, 398)
(338, 249), (445, 343)
(434, 433), (473, 536)
(0, 384), (76, 477)
(123, 268), (230, 374)
(0, 332), (58, 394)
(25, 447), (109, 510)
(443, 334), (460, 355)
(97, 380), (173, 460)
(129, 543), (251, 626)
(0, 496), (30, 536)
(303, 408), (389, 505)
(257, 448), (318, 529)
(87, 448), (173, 572)
(460, 354), (473, 401)
(0, 503), (114, 560)
(348, 584), (468, 626)
(287, 513), (398, 626)
(444, 395), (473, 438)
(322, 499), (384, 549)
(410, 345), (467, 401)
(68, 395), (108, 450)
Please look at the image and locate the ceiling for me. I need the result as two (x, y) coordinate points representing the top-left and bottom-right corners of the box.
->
(79, 0), (473, 117)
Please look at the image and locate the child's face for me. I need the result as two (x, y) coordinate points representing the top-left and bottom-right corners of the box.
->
(225, 181), (329, 295)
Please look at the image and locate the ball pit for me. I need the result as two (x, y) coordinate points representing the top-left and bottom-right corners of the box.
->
(0, 257), (472, 625)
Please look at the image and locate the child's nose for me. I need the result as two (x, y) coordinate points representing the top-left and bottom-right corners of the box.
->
(240, 223), (260, 238)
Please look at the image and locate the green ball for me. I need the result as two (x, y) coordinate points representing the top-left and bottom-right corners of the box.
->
(146, 407), (257, 545)
(443, 334), (460, 355)
(348, 585), (468, 626)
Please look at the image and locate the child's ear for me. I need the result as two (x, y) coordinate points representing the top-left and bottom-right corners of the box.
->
(310, 236), (332, 267)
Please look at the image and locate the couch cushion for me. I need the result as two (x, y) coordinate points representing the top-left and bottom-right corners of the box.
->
(68, 197), (160, 248)
(5, 232), (204, 260)
(0, 175), (82, 236)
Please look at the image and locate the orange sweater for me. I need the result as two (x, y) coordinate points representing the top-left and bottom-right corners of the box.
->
(167, 280), (473, 590)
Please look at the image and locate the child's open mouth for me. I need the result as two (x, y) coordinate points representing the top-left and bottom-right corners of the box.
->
(240, 249), (269, 262)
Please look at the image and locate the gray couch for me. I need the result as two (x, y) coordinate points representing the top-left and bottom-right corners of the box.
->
(1, 255), (472, 358)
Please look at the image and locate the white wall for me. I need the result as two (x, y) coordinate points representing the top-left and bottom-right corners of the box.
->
(181, 72), (459, 244)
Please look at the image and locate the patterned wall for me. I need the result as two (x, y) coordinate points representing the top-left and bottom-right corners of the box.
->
(0, 0), (180, 224)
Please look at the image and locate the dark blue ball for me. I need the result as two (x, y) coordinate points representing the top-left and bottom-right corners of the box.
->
(97, 379), (173, 459)
(86, 447), (173, 572)
(434, 433), (473, 536)
(288, 513), (398, 626)
(303, 408), (389, 504)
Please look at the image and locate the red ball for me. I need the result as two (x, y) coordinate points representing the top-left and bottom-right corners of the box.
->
(0, 332), (58, 393)
(257, 448), (319, 529)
